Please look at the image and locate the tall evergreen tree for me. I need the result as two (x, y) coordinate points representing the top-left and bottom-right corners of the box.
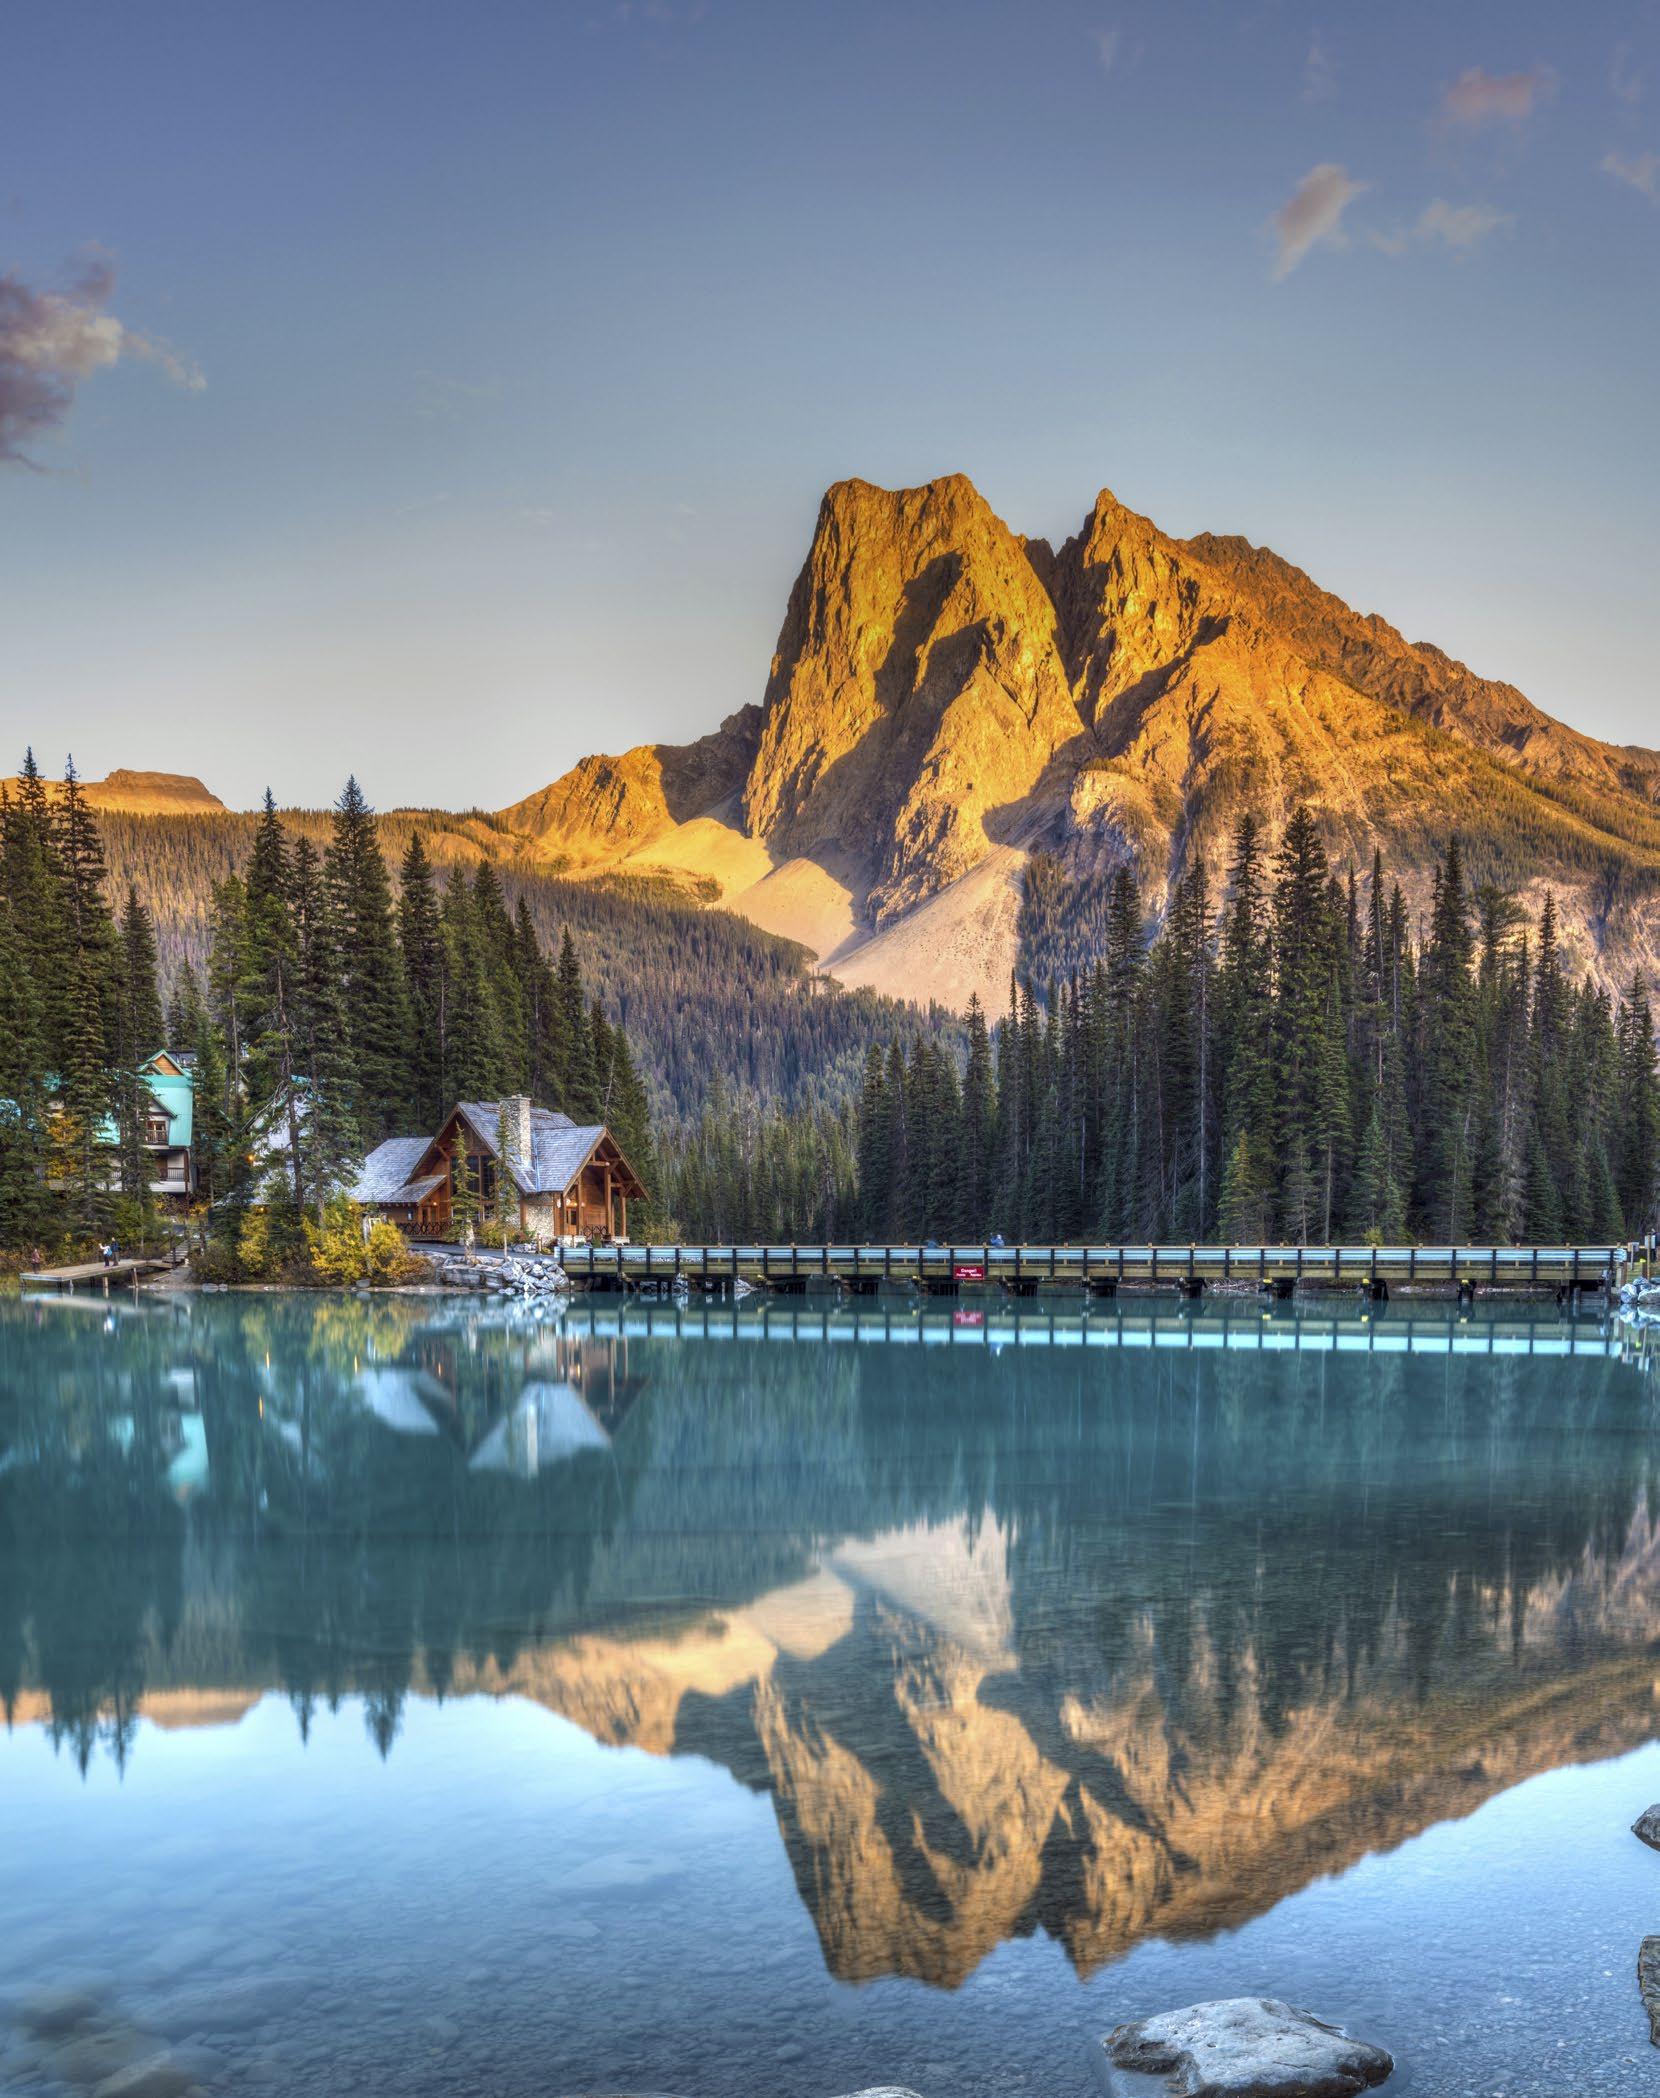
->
(325, 776), (409, 1138)
(397, 832), (446, 1126)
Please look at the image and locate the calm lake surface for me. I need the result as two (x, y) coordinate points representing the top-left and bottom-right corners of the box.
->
(4, 1288), (1660, 2098)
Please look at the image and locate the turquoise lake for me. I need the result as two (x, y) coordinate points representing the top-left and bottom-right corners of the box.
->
(3, 1287), (1660, 2098)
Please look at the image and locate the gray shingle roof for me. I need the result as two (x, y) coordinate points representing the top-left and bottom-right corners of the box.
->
(352, 1138), (431, 1204)
(354, 1103), (628, 1207)
(531, 1123), (608, 1196)
(456, 1102), (588, 1194)
(386, 1170), (447, 1205)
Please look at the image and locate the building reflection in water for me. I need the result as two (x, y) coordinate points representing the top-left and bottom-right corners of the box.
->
(2, 1291), (1657, 1986)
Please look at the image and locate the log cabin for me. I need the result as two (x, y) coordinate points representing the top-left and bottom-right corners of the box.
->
(351, 1096), (646, 1243)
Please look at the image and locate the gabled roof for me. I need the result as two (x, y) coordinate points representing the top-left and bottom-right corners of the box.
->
(356, 1101), (648, 1206)
(144, 1072), (194, 1147)
(532, 1123), (625, 1197)
(453, 1100), (600, 1196)
(385, 1170), (447, 1205)
(352, 1137), (431, 1205)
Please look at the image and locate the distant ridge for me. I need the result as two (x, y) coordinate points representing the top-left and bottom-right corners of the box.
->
(4, 767), (227, 815)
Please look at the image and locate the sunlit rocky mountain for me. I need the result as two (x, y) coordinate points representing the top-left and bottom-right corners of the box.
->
(495, 476), (1660, 1010)
(57, 478), (1660, 1016)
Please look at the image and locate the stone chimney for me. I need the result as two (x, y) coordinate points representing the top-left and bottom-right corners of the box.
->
(500, 1095), (534, 1181)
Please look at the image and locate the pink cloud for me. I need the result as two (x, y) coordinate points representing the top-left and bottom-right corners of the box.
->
(1270, 163), (1369, 279)
(0, 251), (202, 469)
(1439, 64), (1556, 128)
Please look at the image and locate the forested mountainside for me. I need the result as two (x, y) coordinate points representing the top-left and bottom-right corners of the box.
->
(493, 474), (1660, 1014)
(96, 807), (944, 1117)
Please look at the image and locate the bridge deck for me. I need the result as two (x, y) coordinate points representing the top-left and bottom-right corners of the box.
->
(560, 1243), (1623, 1292)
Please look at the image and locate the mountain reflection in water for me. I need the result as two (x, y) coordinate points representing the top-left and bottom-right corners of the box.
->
(3, 1290), (1658, 1991)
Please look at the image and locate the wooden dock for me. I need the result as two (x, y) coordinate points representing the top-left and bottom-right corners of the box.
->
(559, 1242), (1626, 1301)
(21, 1256), (175, 1292)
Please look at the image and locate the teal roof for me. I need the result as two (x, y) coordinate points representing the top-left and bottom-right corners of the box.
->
(90, 1060), (195, 1150)
(146, 1072), (194, 1147)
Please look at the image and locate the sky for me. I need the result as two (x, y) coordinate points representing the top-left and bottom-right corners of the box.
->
(1, 0), (1657, 812)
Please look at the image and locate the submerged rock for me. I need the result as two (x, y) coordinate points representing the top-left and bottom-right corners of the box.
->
(93, 2054), (198, 2098)
(1102, 1997), (1393, 2097)
(1633, 1806), (1660, 1851)
(13, 1990), (102, 2039)
(1640, 1937), (1660, 2046)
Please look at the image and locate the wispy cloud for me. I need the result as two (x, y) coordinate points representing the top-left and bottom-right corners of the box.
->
(1372, 198), (1511, 256)
(1611, 44), (1644, 106)
(1269, 162), (1368, 279)
(606, 1), (707, 25)
(1093, 26), (1121, 76)
(1602, 148), (1660, 200)
(0, 250), (202, 469)
(1302, 34), (1336, 103)
(1438, 64), (1556, 129)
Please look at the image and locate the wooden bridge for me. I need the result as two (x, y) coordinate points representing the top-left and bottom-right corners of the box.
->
(559, 1242), (1626, 1301)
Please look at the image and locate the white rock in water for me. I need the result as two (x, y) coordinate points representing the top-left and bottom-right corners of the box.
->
(1102, 1997), (1393, 2097)
(93, 2053), (198, 2098)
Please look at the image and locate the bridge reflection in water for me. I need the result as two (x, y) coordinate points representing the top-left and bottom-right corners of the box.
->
(560, 1295), (1642, 1360)
(2, 1289), (1658, 1993)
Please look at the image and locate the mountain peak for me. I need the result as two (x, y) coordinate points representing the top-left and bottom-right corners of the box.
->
(497, 473), (1660, 1011)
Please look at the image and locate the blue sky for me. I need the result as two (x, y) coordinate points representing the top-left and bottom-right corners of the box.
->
(2, 0), (1656, 810)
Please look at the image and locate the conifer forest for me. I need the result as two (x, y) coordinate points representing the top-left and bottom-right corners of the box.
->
(2, 755), (1656, 1256)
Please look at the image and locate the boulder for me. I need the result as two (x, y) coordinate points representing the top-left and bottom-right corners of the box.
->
(1641, 1937), (1660, 2046)
(1102, 1997), (1393, 2097)
(1633, 1807), (1660, 1851)
(13, 1990), (101, 2040)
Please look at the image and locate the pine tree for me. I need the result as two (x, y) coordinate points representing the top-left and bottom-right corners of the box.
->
(325, 776), (410, 1138)
(0, 874), (46, 1247)
(1216, 812), (1275, 1240)
(397, 832), (446, 1127)
(555, 930), (600, 1119)
(291, 835), (361, 1217)
(956, 994), (996, 1236)
(110, 886), (166, 1231)
(450, 1120), (481, 1239)
(1414, 840), (1478, 1238)
(855, 1044), (889, 1240)
(439, 876), (504, 1102)
(1615, 975), (1659, 1237)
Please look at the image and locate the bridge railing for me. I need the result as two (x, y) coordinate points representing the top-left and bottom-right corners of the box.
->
(560, 1242), (1624, 1284)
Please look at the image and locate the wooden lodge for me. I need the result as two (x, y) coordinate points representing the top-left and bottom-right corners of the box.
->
(351, 1097), (646, 1244)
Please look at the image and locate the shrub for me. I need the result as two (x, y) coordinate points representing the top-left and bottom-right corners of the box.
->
(365, 1218), (419, 1284)
(305, 1196), (420, 1286)
(190, 1242), (243, 1284)
(237, 1208), (274, 1278)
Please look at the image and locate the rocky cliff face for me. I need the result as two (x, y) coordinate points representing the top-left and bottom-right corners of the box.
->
(496, 476), (1660, 1010)
(740, 477), (1084, 924)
